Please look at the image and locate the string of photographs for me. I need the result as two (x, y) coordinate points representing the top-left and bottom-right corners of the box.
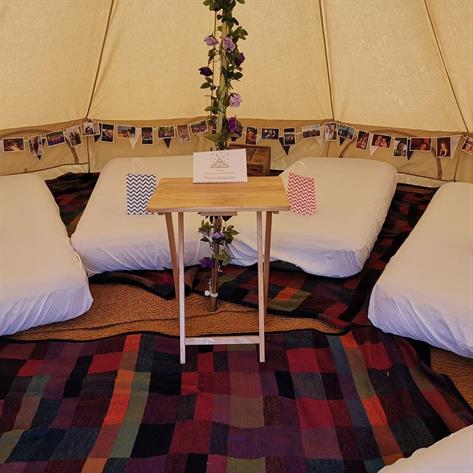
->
(247, 122), (471, 160)
(0, 120), (211, 160)
(1, 120), (472, 160)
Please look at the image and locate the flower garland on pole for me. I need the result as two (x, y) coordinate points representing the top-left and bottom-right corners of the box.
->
(198, 0), (247, 311)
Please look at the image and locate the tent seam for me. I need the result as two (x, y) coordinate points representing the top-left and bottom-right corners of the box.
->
(85, 0), (116, 120)
(318, 0), (333, 158)
(423, 0), (468, 134)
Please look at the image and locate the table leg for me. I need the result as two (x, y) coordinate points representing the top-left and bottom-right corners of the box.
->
(264, 212), (273, 312)
(164, 213), (179, 307)
(178, 212), (186, 364)
(256, 211), (265, 362)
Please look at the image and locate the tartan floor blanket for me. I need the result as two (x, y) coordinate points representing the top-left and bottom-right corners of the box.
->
(0, 328), (471, 472)
(47, 172), (99, 236)
(45, 174), (436, 329)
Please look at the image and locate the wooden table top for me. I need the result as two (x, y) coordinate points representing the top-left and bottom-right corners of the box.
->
(147, 176), (290, 213)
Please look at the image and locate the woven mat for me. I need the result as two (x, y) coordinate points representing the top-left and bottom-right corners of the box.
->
(431, 349), (473, 407)
(8, 283), (472, 407)
(9, 283), (341, 342)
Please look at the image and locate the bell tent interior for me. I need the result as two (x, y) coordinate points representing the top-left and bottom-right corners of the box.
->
(0, 0), (472, 471)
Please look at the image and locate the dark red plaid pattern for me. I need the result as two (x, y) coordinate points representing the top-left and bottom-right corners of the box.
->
(0, 328), (471, 472)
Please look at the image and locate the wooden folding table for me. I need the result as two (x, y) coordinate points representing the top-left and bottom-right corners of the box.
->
(147, 176), (290, 364)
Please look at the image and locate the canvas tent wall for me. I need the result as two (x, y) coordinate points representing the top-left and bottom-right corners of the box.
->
(0, 0), (472, 183)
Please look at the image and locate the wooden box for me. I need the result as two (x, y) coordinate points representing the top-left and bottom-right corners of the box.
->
(229, 144), (271, 176)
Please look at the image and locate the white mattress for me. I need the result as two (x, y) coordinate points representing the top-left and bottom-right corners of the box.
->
(228, 158), (397, 277)
(379, 425), (473, 472)
(71, 156), (209, 275)
(369, 182), (473, 358)
(72, 156), (396, 278)
(0, 174), (92, 336)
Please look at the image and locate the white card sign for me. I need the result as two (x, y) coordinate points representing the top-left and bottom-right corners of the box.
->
(193, 149), (248, 183)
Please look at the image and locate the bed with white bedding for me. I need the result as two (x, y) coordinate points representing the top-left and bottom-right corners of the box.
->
(72, 156), (397, 278)
(379, 425), (473, 472)
(71, 156), (208, 275)
(368, 182), (473, 358)
(229, 157), (397, 277)
(0, 174), (92, 336)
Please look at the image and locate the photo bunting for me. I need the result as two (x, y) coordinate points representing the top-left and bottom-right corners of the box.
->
(283, 127), (296, 146)
(2, 138), (24, 152)
(141, 127), (153, 145)
(302, 124), (321, 140)
(393, 137), (408, 158)
(462, 137), (473, 155)
(2, 119), (467, 165)
(46, 131), (66, 147)
(245, 126), (257, 145)
(28, 136), (44, 160)
(100, 124), (114, 143)
(64, 126), (82, 147)
(261, 128), (279, 140)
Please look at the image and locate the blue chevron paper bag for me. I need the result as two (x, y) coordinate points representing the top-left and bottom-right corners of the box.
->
(126, 173), (157, 215)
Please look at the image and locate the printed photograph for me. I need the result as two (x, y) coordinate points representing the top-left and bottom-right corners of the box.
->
(338, 124), (356, 141)
(100, 124), (114, 143)
(46, 131), (66, 147)
(141, 127), (153, 145)
(28, 136), (44, 160)
(189, 120), (208, 135)
(3, 137), (24, 152)
(81, 121), (100, 136)
(409, 137), (432, 152)
(324, 122), (338, 141)
(302, 124), (321, 139)
(436, 137), (451, 158)
(245, 126), (257, 145)
(64, 126), (82, 147)
(283, 127), (296, 146)
(371, 133), (391, 148)
(177, 124), (191, 143)
(207, 119), (217, 135)
(355, 130), (369, 150)
(117, 126), (136, 139)
(261, 128), (279, 140)
(157, 126), (176, 139)
(393, 137), (408, 157)
(461, 137), (473, 155)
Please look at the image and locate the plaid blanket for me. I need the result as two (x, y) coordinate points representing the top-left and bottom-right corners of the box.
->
(46, 175), (436, 329)
(0, 328), (470, 471)
(47, 172), (99, 236)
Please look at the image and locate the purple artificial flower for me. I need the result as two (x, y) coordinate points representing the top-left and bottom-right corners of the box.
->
(227, 116), (239, 133)
(221, 36), (236, 52)
(199, 66), (213, 77)
(227, 116), (243, 140)
(200, 256), (214, 269)
(235, 52), (245, 66)
(212, 231), (224, 240)
(229, 93), (241, 107)
(204, 35), (218, 47)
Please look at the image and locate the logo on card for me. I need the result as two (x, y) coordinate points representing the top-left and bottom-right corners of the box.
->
(210, 151), (230, 169)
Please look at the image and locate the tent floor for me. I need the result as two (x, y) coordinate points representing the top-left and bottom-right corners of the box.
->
(7, 282), (473, 408)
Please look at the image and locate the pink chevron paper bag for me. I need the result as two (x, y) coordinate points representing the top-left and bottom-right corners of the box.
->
(287, 172), (317, 215)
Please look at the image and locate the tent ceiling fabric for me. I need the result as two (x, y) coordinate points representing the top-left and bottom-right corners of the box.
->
(0, 0), (471, 132)
(89, 0), (214, 120)
(218, 0), (332, 120)
(0, 0), (110, 130)
(322, 0), (467, 132)
(89, 0), (332, 121)
(427, 0), (473, 131)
